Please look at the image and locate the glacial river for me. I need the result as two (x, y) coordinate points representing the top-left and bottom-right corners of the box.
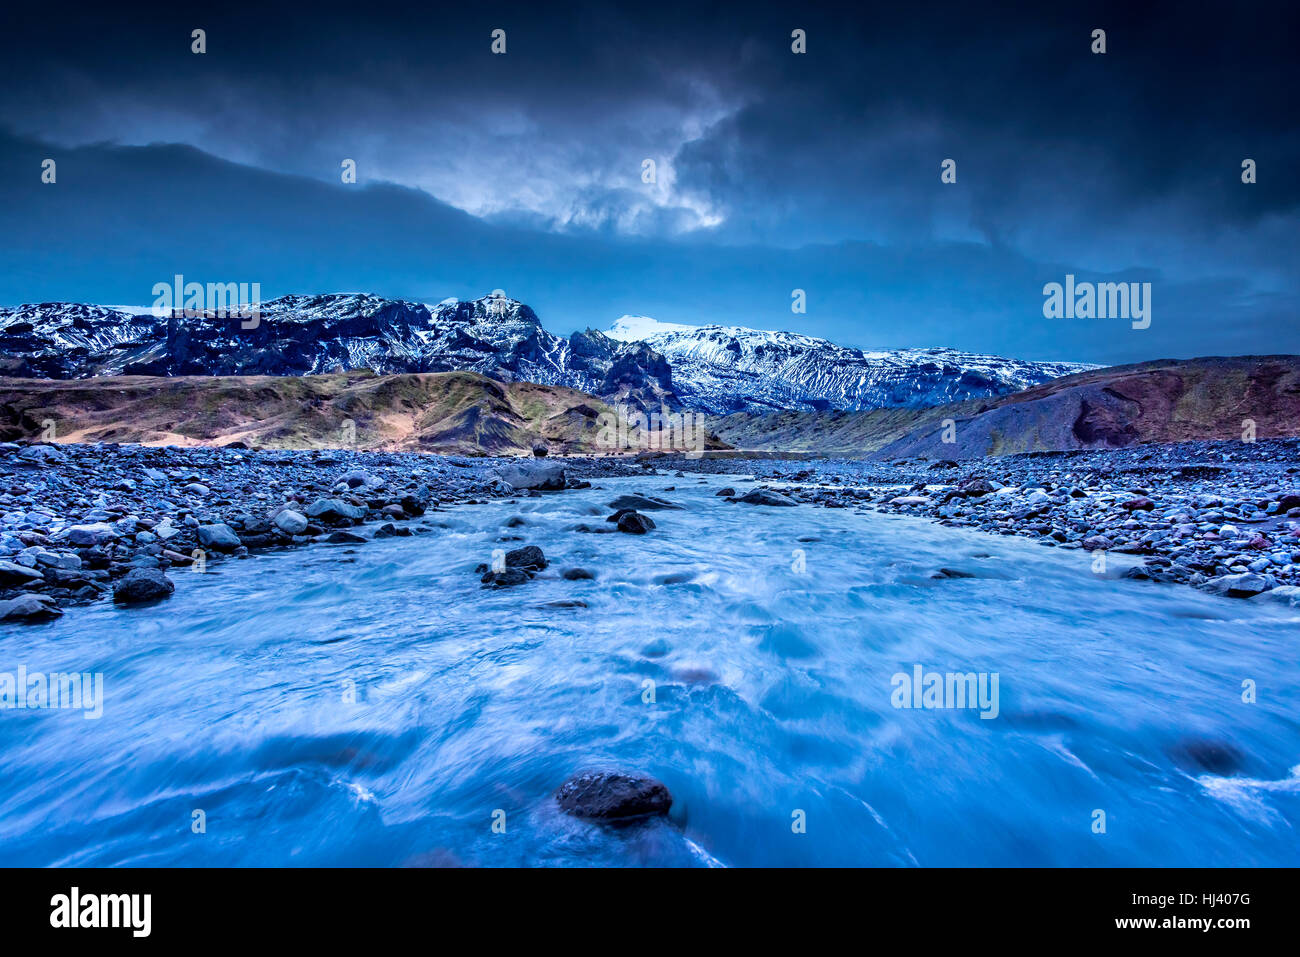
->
(1, 474), (1297, 866)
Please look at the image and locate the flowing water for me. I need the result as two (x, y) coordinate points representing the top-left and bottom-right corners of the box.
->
(1, 474), (1297, 867)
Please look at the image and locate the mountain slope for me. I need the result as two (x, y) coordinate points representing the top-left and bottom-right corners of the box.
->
(0, 371), (639, 455)
(873, 355), (1300, 459)
(607, 315), (1093, 415)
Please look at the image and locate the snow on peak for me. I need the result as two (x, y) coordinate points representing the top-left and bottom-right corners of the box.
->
(607, 315), (700, 342)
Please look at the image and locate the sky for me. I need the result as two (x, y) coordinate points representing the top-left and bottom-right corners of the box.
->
(0, 0), (1295, 364)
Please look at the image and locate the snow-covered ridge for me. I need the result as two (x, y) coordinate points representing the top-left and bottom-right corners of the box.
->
(604, 314), (1096, 414)
(0, 295), (1093, 415)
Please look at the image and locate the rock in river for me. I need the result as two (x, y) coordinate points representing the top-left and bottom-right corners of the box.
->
(0, 595), (63, 623)
(616, 511), (656, 534)
(554, 770), (673, 821)
(112, 568), (175, 605)
(729, 488), (797, 507)
(607, 494), (682, 511)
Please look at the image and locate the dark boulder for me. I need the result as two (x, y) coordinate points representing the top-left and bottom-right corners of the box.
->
(112, 568), (175, 605)
(607, 494), (682, 511)
(505, 545), (547, 571)
(729, 488), (797, 507)
(0, 595), (63, 622)
(554, 770), (672, 821)
(481, 567), (530, 588)
(616, 511), (656, 534)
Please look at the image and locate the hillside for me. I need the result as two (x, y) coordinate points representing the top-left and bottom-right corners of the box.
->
(0, 370), (664, 455)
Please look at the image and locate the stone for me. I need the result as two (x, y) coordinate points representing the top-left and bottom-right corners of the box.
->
(1204, 572), (1269, 598)
(730, 488), (797, 507)
(607, 494), (682, 511)
(0, 560), (45, 586)
(273, 509), (309, 535)
(305, 498), (367, 523)
(62, 523), (117, 546)
(0, 595), (62, 622)
(617, 511), (656, 534)
(554, 771), (672, 821)
(505, 545), (547, 571)
(494, 462), (566, 491)
(196, 523), (242, 551)
(112, 568), (175, 604)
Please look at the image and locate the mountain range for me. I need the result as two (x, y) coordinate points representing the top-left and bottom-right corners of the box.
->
(0, 293), (1092, 416)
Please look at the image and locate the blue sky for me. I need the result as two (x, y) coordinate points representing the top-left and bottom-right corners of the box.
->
(0, 0), (1295, 364)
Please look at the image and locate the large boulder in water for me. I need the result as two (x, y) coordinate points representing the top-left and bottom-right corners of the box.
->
(496, 462), (567, 491)
(728, 488), (797, 507)
(112, 568), (175, 605)
(554, 771), (672, 821)
(607, 494), (682, 511)
(505, 545), (547, 571)
(616, 511), (656, 534)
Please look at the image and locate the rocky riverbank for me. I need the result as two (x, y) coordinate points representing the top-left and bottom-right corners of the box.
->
(664, 437), (1300, 606)
(0, 442), (645, 622)
(6, 437), (1300, 623)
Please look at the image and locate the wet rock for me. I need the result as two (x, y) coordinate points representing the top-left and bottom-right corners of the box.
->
(62, 523), (117, 546)
(617, 511), (656, 534)
(112, 567), (175, 604)
(481, 567), (530, 588)
(338, 469), (381, 489)
(715, 487), (736, 497)
(273, 509), (309, 535)
(495, 462), (566, 491)
(326, 530), (367, 544)
(1252, 585), (1300, 607)
(607, 494), (682, 511)
(505, 545), (547, 571)
(197, 523), (241, 551)
(554, 771), (672, 821)
(305, 498), (366, 523)
(16, 445), (69, 465)
(0, 594), (63, 622)
(1204, 572), (1269, 598)
(1120, 496), (1156, 511)
(561, 567), (595, 580)
(729, 488), (797, 507)
(0, 560), (46, 587)
(958, 477), (998, 497)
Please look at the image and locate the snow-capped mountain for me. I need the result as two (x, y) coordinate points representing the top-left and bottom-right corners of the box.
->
(607, 315), (1095, 414)
(0, 294), (677, 412)
(0, 294), (1091, 415)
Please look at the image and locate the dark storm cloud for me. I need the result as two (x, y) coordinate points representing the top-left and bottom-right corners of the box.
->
(0, 0), (1295, 361)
